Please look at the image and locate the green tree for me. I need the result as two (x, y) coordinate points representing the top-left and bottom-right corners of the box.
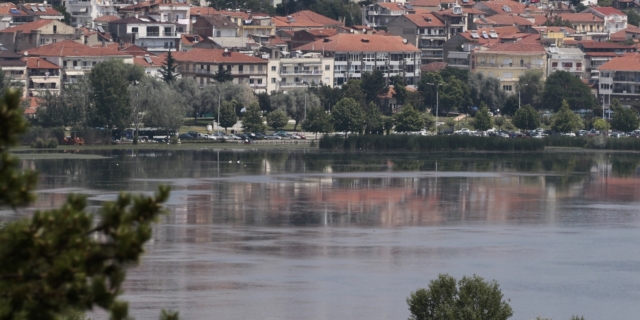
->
(502, 95), (519, 116)
(407, 273), (513, 320)
(341, 79), (366, 106)
(270, 90), (320, 130)
(0, 89), (178, 320)
(440, 77), (469, 115)
(213, 64), (233, 82)
(467, 73), (506, 110)
(159, 49), (179, 84)
(309, 84), (342, 112)
(242, 101), (267, 133)
(145, 81), (187, 131)
(517, 70), (545, 109)
(361, 70), (388, 104)
(512, 104), (540, 131)
(439, 66), (470, 83)
(444, 118), (456, 132)
(551, 100), (583, 133)
(394, 104), (426, 132)
(625, 9), (640, 26)
(610, 99), (640, 132)
(383, 116), (394, 134)
(90, 60), (140, 129)
(256, 91), (272, 112)
(473, 105), (493, 131)
(34, 91), (71, 127)
(266, 109), (289, 131)
(363, 102), (384, 134)
(494, 116), (506, 131)
(171, 78), (200, 118)
(218, 100), (239, 132)
(331, 97), (365, 134)
(542, 71), (597, 112)
(301, 106), (333, 137)
(592, 118), (610, 132)
(393, 83), (408, 106)
(418, 72), (444, 110)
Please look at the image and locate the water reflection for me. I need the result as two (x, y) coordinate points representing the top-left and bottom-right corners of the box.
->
(11, 150), (640, 320)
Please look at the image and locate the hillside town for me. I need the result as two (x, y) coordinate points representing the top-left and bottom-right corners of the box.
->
(0, 0), (639, 120)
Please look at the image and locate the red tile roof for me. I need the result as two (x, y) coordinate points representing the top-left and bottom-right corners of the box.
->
(94, 15), (120, 22)
(172, 48), (267, 63)
(22, 3), (61, 16)
(190, 6), (217, 16)
(610, 25), (640, 41)
(289, 10), (343, 27)
(477, 0), (529, 14)
(23, 57), (60, 69)
(402, 13), (445, 27)
(436, 7), (484, 16)
(598, 52), (640, 71)
(579, 40), (635, 49)
(297, 34), (421, 53)
(586, 51), (620, 57)
(480, 14), (533, 26)
(0, 19), (52, 33)
(557, 13), (603, 22)
(532, 26), (577, 33)
(24, 40), (132, 57)
(305, 28), (338, 37)
(0, 3), (26, 15)
(421, 61), (448, 72)
(530, 14), (549, 25)
(408, 0), (456, 7)
(587, 6), (625, 16)
(273, 16), (324, 28)
(458, 26), (520, 42)
(133, 54), (165, 67)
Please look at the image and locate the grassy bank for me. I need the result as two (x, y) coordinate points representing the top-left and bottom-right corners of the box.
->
(320, 135), (545, 152)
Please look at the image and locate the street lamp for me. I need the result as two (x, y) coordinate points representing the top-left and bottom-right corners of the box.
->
(518, 83), (528, 109)
(427, 82), (443, 133)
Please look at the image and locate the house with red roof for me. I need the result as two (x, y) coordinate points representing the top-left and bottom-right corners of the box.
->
(578, 40), (635, 78)
(363, 2), (416, 29)
(581, 6), (627, 33)
(108, 16), (183, 54)
(0, 20), (78, 52)
(24, 57), (61, 97)
(387, 13), (446, 65)
(442, 26), (522, 69)
(0, 3), (33, 31)
(172, 48), (268, 92)
(597, 52), (640, 107)
(0, 50), (27, 96)
(290, 28), (337, 49)
(297, 34), (421, 86)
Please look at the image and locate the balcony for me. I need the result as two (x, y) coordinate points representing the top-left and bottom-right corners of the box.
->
(232, 70), (267, 75)
(68, 0), (92, 5)
(280, 70), (322, 75)
(280, 82), (309, 88)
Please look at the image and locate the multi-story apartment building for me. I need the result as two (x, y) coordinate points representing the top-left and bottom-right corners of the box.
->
(25, 57), (61, 96)
(598, 52), (640, 107)
(557, 13), (605, 38)
(218, 10), (274, 38)
(266, 51), (334, 92)
(0, 20), (78, 52)
(119, 0), (190, 32)
(579, 40), (635, 79)
(581, 6), (627, 34)
(109, 16), (183, 53)
(0, 3), (34, 31)
(65, 0), (130, 28)
(297, 34), (421, 86)
(387, 13), (446, 64)
(432, 4), (483, 39)
(23, 40), (134, 85)
(546, 44), (585, 79)
(442, 26), (521, 69)
(0, 50), (27, 96)
(471, 42), (546, 94)
(362, 2), (415, 28)
(173, 48), (268, 92)
(192, 14), (238, 38)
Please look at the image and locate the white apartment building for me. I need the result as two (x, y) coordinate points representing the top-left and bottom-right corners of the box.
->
(65, 0), (129, 28)
(598, 52), (640, 108)
(546, 45), (585, 79)
(581, 6), (627, 34)
(267, 51), (334, 92)
(109, 16), (183, 53)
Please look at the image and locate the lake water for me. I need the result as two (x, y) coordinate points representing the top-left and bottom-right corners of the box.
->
(10, 149), (640, 320)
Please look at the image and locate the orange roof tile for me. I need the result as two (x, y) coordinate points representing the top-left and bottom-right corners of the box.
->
(94, 15), (120, 22)
(481, 14), (533, 26)
(587, 6), (625, 16)
(305, 28), (338, 37)
(408, 0), (456, 7)
(598, 52), (640, 71)
(532, 26), (577, 33)
(190, 6), (217, 16)
(134, 54), (165, 67)
(24, 40), (132, 57)
(458, 26), (520, 42)
(402, 13), (445, 27)
(557, 13), (603, 22)
(530, 14), (548, 25)
(172, 48), (267, 64)
(297, 34), (420, 53)
(478, 0), (529, 14)
(421, 61), (448, 72)
(290, 10), (343, 27)
(273, 15), (324, 28)
(0, 3), (26, 15)
(22, 3), (61, 16)
(579, 40), (634, 49)
(0, 19), (52, 33)
(23, 57), (60, 69)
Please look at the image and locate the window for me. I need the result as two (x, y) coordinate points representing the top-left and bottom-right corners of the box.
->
(335, 54), (347, 61)
(73, 61), (77, 67)
(503, 85), (512, 91)
(271, 78), (276, 83)
(562, 62), (572, 68)
(63, 61), (67, 67)
(325, 65), (330, 71)
(257, 79), (262, 84)
(250, 79), (254, 84)
(132, 27), (138, 33)
(271, 66), (276, 71)
(216, 30), (221, 37)
(552, 62), (558, 68)
(258, 65), (263, 72)
(53, 25), (57, 34)
(52, 39), (56, 43)
(40, 38), (45, 45)
(250, 65), (255, 72)
(363, 53), (375, 62)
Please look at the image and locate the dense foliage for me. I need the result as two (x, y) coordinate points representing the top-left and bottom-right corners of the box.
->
(319, 135), (545, 151)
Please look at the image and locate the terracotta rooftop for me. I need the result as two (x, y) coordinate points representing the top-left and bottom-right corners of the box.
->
(586, 6), (625, 16)
(172, 48), (267, 64)
(94, 15), (120, 22)
(436, 7), (484, 16)
(530, 14), (549, 25)
(376, 2), (414, 10)
(0, 3), (26, 16)
(533, 26), (577, 33)
(190, 6), (217, 16)
(119, 44), (154, 56)
(483, 42), (545, 53)
(24, 40), (132, 57)
(408, 0), (456, 7)
(598, 52), (640, 71)
(479, 14), (533, 26)
(557, 13), (603, 22)
(477, 0), (529, 14)
(0, 19), (52, 33)
(401, 13), (445, 27)
(289, 10), (343, 27)
(421, 61), (448, 72)
(133, 54), (165, 67)
(23, 57), (60, 69)
(199, 14), (237, 29)
(585, 51), (621, 57)
(305, 28), (338, 37)
(610, 25), (640, 41)
(273, 16), (324, 28)
(21, 3), (61, 16)
(579, 40), (635, 49)
(458, 26), (520, 42)
(297, 34), (421, 53)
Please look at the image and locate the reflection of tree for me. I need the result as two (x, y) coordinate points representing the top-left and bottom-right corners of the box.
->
(612, 158), (640, 177)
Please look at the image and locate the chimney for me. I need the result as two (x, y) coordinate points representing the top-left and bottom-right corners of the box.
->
(135, 13), (138, 19)
(36, 59), (39, 67)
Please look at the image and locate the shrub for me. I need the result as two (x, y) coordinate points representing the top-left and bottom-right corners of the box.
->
(30, 138), (58, 149)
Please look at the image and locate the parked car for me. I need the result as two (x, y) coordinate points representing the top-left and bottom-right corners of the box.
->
(179, 133), (196, 140)
(295, 133), (306, 140)
(204, 134), (217, 140)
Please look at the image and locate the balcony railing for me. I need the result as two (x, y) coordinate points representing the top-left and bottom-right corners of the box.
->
(280, 82), (309, 87)
(280, 70), (321, 75)
(232, 70), (266, 75)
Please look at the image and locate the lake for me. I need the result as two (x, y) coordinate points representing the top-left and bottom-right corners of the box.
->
(10, 149), (640, 320)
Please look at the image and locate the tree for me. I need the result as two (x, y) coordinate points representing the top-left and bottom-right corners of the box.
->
(266, 109), (289, 131)
(418, 72), (444, 110)
(331, 97), (365, 134)
(610, 99), (640, 132)
(361, 70), (388, 104)
(34, 91), (72, 127)
(625, 9), (640, 26)
(90, 60), (139, 129)
(440, 66), (470, 83)
(517, 70), (545, 109)
(551, 100), (583, 133)
(393, 83), (408, 106)
(473, 105), (493, 131)
(542, 71), (598, 112)
(213, 64), (233, 82)
(494, 116), (506, 131)
(309, 84), (342, 112)
(512, 104), (540, 131)
(445, 118), (456, 132)
(467, 73), (506, 110)
(440, 77), (470, 115)
(502, 95), (519, 116)
(159, 49), (179, 84)
(301, 107), (333, 137)
(256, 91), (272, 112)
(171, 78), (200, 118)
(341, 79), (366, 106)
(145, 81), (187, 132)
(242, 101), (267, 133)
(270, 89), (320, 130)
(218, 100), (239, 132)
(593, 118), (611, 132)
(0, 89), (178, 320)
(363, 101), (384, 134)
(407, 274), (513, 320)
(394, 104), (426, 132)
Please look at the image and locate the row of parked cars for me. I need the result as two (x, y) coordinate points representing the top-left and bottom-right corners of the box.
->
(178, 131), (307, 142)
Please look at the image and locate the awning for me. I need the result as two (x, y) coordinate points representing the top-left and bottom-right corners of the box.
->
(30, 78), (55, 83)
(64, 70), (85, 75)
(448, 51), (469, 59)
(79, 7), (87, 12)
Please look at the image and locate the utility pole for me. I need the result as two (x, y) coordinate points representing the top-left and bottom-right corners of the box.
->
(427, 82), (442, 133)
